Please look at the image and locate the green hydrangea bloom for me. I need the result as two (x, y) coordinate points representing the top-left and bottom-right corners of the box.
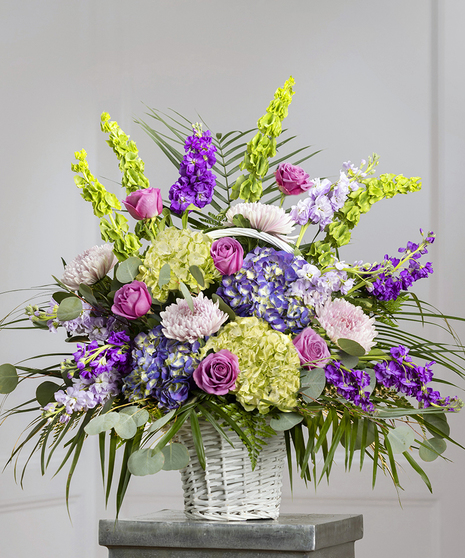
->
(137, 227), (220, 302)
(201, 317), (301, 414)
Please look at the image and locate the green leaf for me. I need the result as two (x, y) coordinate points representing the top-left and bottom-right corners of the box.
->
(114, 413), (138, 439)
(211, 293), (236, 321)
(338, 351), (359, 369)
(300, 368), (326, 399)
(419, 438), (447, 462)
(161, 443), (190, 470)
(0, 363), (18, 394)
(148, 409), (176, 433)
(84, 412), (120, 435)
(78, 284), (99, 307)
(128, 448), (164, 476)
(337, 338), (366, 356)
(52, 291), (75, 304)
(189, 265), (205, 288)
(116, 257), (142, 283)
(56, 297), (83, 322)
(340, 418), (375, 451)
(36, 381), (60, 406)
(119, 406), (149, 427)
(158, 263), (171, 287)
(189, 412), (205, 469)
(403, 451), (432, 493)
(424, 413), (450, 439)
(270, 412), (303, 431)
(179, 281), (194, 312)
(387, 425), (415, 454)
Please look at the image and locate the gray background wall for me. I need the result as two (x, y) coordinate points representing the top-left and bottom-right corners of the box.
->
(1, 1), (464, 556)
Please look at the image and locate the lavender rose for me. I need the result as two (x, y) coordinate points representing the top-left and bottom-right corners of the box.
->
(112, 281), (152, 320)
(122, 187), (163, 220)
(293, 328), (331, 369)
(210, 237), (244, 275)
(193, 349), (240, 395)
(275, 163), (312, 195)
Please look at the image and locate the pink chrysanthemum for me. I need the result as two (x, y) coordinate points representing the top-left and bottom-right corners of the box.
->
(160, 293), (228, 343)
(316, 298), (377, 353)
(62, 245), (117, 291)
(225, 202), (296, 241)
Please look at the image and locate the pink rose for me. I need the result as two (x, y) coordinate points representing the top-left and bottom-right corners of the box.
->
(193, 349), (240, 395)
(112, 281), (152, 320)
(275, 163), (312, 195)
(210, 237), (244, 275)
(293, 328), (331, 369)
(122, 187), (163, 220)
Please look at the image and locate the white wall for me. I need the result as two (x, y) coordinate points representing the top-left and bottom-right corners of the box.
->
(0, 1), (464, 556)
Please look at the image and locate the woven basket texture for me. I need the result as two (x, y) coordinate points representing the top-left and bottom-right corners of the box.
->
(177, 419), (286, 521)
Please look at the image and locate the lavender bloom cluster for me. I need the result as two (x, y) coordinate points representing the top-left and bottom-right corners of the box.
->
(123, 325), (201, 410)
(374, 345), (457, 409)
(43, 331), (131, 423)
(217, 246), (312, 334)
(289, 260), (355, 308)
(325, 361), (374, 412)
(169, 125), (217, 214)
(290, 169), (361, 229)
(367, 233), (435, 301)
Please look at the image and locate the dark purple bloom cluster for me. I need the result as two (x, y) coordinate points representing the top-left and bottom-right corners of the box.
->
(123, 325), (201, 410)
(368, 233), (434, 301)
(374, 345), (456, 409)
(169, 126), (217, 214)
(71, 331), (132, 380)
(325, 362), (373, 411)
(217, 246), (312, 334)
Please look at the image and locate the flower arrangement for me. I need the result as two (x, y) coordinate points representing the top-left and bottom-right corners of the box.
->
(1, 77), (464, 515)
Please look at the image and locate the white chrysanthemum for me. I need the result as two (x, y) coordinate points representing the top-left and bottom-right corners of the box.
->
(316, 298), (377, 353)
(160, 293), (228, 343)
(225, 202), (296, 241)
(62, 245), (117, 291)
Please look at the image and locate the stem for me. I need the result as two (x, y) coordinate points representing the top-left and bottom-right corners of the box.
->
(296, 223), (310, 248)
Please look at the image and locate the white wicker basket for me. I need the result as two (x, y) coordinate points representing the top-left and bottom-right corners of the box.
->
(177, 419), (286, 521)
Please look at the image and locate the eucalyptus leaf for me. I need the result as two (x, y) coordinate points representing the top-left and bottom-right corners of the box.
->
(148, 409), (176, 433)
(119, 406), (150, 427)
(128, 448), (164, 476)
(84, 412), (120, 435)
(300, 367), (326, 399)
(365, 369), (377, 395)
(270, 412), (303, 431)
(419, 438), (447, 462)
(387, 425), (415, 454)
(158, 263), (171, 287)
(179, 281), (194, 312)
(338, 351), (359, 369)
(116, 257), (142, 284)
(78, 284), (99, 307)
(0, 363), (18, 394)
(189, 265), (205, 288)
(337, 338), (366, 356)
(114, 413), (138, 439)
(161, 443), (190, 470)
(57, 297), (83, 322)
(36, 381), (60, 406)
(340, 419), (375, 450)
(52, 291), (76, 304)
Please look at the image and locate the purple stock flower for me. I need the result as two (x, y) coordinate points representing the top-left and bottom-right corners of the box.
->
(325, 361), (373, 411)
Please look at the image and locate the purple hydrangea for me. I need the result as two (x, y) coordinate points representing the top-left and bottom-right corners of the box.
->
(169, 125), (217, 214)
(123, 325), (201, 410)
(217, 246), (312, 334)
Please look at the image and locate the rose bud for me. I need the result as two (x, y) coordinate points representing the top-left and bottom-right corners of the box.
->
(275, 163), (312, 195)
(111, 280), (152, 320)
(210, 237), (244, 275)
(122, 187), (163, 220)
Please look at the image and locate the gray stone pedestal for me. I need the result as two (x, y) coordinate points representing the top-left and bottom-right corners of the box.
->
(99, 509), (363, 557)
